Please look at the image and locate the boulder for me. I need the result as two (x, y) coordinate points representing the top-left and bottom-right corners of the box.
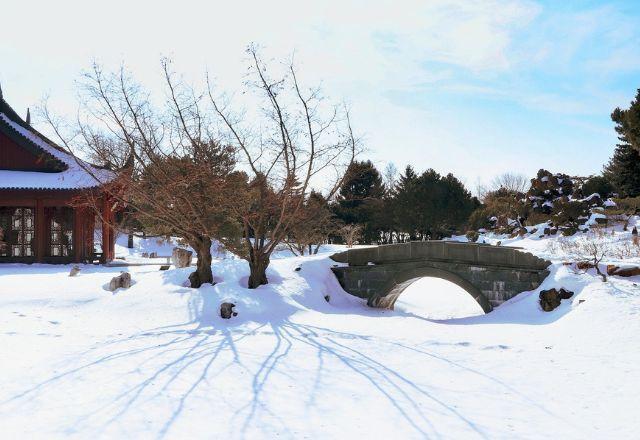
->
(108, 272), (132, 291)
(576, 261), (595, 270)
(539, 288), (574, 312)
(607, 265), (640, 277)
(69, 265), (81, 277)
(632, 226), (638, 236)
(171, 247), (193, 268)
(188, 271), (201, 288)
(220, 302), (237, 319)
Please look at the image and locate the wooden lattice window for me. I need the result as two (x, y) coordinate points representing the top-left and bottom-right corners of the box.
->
(46, 207), (73, 257)
(0, 207), (35, 258)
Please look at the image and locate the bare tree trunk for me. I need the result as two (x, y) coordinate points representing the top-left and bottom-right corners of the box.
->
(248, 247), (269, 289)
(189, 236), (213, 288)
(594, 257), (607, 282)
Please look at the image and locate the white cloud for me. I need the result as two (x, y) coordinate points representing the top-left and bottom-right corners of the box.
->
(0, 0), (631, 186)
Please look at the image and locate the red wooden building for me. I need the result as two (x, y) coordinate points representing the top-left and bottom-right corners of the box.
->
(0, 87), (116, 264)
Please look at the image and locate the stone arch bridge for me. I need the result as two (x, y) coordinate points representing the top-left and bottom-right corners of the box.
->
(330, 241), (550, 313)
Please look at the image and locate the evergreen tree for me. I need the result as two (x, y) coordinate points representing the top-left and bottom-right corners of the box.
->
(392, 166), (420, 240)
(603, 143), (640, 197)
(612, 89), (640, 154)
(392, 167), (477, 240)
(334, 160), (385, 243)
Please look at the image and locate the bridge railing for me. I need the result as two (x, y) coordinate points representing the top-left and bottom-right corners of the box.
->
(330, 241), (549, 270)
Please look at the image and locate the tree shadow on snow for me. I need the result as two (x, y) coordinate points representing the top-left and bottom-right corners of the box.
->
(0, 283), (541, 439)
(1, 259), (584, 439)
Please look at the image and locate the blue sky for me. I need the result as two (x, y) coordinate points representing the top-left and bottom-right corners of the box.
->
(0, 0), (638, 190)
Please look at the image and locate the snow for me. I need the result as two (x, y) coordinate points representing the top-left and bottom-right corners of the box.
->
(0, 113), (114, 190)
(581, 193), (601, 202)
(1, 231), (640, 438)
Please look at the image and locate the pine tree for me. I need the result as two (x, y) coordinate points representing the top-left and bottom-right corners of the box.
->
(334, 160), (385, 243)
(392, 166), (420, 240)
(612, 89), (640, 154)
(603, 143), (640, 197)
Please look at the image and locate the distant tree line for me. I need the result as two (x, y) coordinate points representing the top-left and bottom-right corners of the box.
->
(329, 160), (479, 244)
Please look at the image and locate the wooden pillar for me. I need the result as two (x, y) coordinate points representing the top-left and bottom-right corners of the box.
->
(73, 207), (82, 263)
(101, 197), (109, 263)
(35, 199), (45, 263)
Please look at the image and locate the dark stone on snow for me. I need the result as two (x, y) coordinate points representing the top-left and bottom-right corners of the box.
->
(220, 302), (237, 319)
(189, 271), (202, 288)
(607, 265), (640, 277)
(539, 288), (574, 312)
(632, 226), (638, 236)
(159, 265), (170, 271)
(294, 267), (301, 272)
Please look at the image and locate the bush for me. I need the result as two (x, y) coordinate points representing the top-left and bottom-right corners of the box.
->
(465, 231), (480, 242)
(525, 211), (552, 227)
(582, 175), (614, 199)
(612, 196), (640, 215)
(553, 200), (589, 228)
(467, 207), (492, 231)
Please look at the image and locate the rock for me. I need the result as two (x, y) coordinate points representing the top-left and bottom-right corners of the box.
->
(576, 261), (595, 270)
(141, 252), (149, 258)
(159, 265), (170, 271)
(220, 302), (237, 319)
(108, 272), (132, 291)
(149, 251), (158, 258)
(171, 247), (193, 268)
(69, 265), (81, 277)
(188, 271), (201, 288)
(549, 227), (558, 235)
(539, 288), (574, 312)
(607, 265), (640, 277)
(632, 226), (638, 236)
(557, 288), (574, 299)
(324, 295), (330, 302)
(294, 267), (301, 272)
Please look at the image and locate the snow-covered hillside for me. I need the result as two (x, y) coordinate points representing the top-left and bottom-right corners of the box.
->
(1, 231), (639, 439)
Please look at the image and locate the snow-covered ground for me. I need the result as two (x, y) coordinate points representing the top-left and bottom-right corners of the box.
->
(1, 230), (640, 439)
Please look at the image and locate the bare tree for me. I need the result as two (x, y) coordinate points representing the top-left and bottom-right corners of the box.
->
(43, 60), (242, 287)
(208, 46), (357, 287)
(492, 172), (530, 194)
(382, 162), (398, 193)
(284, 192), (339, 256)
(550, 232), (613, 282)
(338, 224), (362, 248)
(477, 172), (529, 201)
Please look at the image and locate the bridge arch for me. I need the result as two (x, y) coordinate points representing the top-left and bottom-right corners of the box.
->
(367, 266), (493, 313)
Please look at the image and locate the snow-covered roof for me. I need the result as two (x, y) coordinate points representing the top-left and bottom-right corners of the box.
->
(0, 94), (114, 191)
